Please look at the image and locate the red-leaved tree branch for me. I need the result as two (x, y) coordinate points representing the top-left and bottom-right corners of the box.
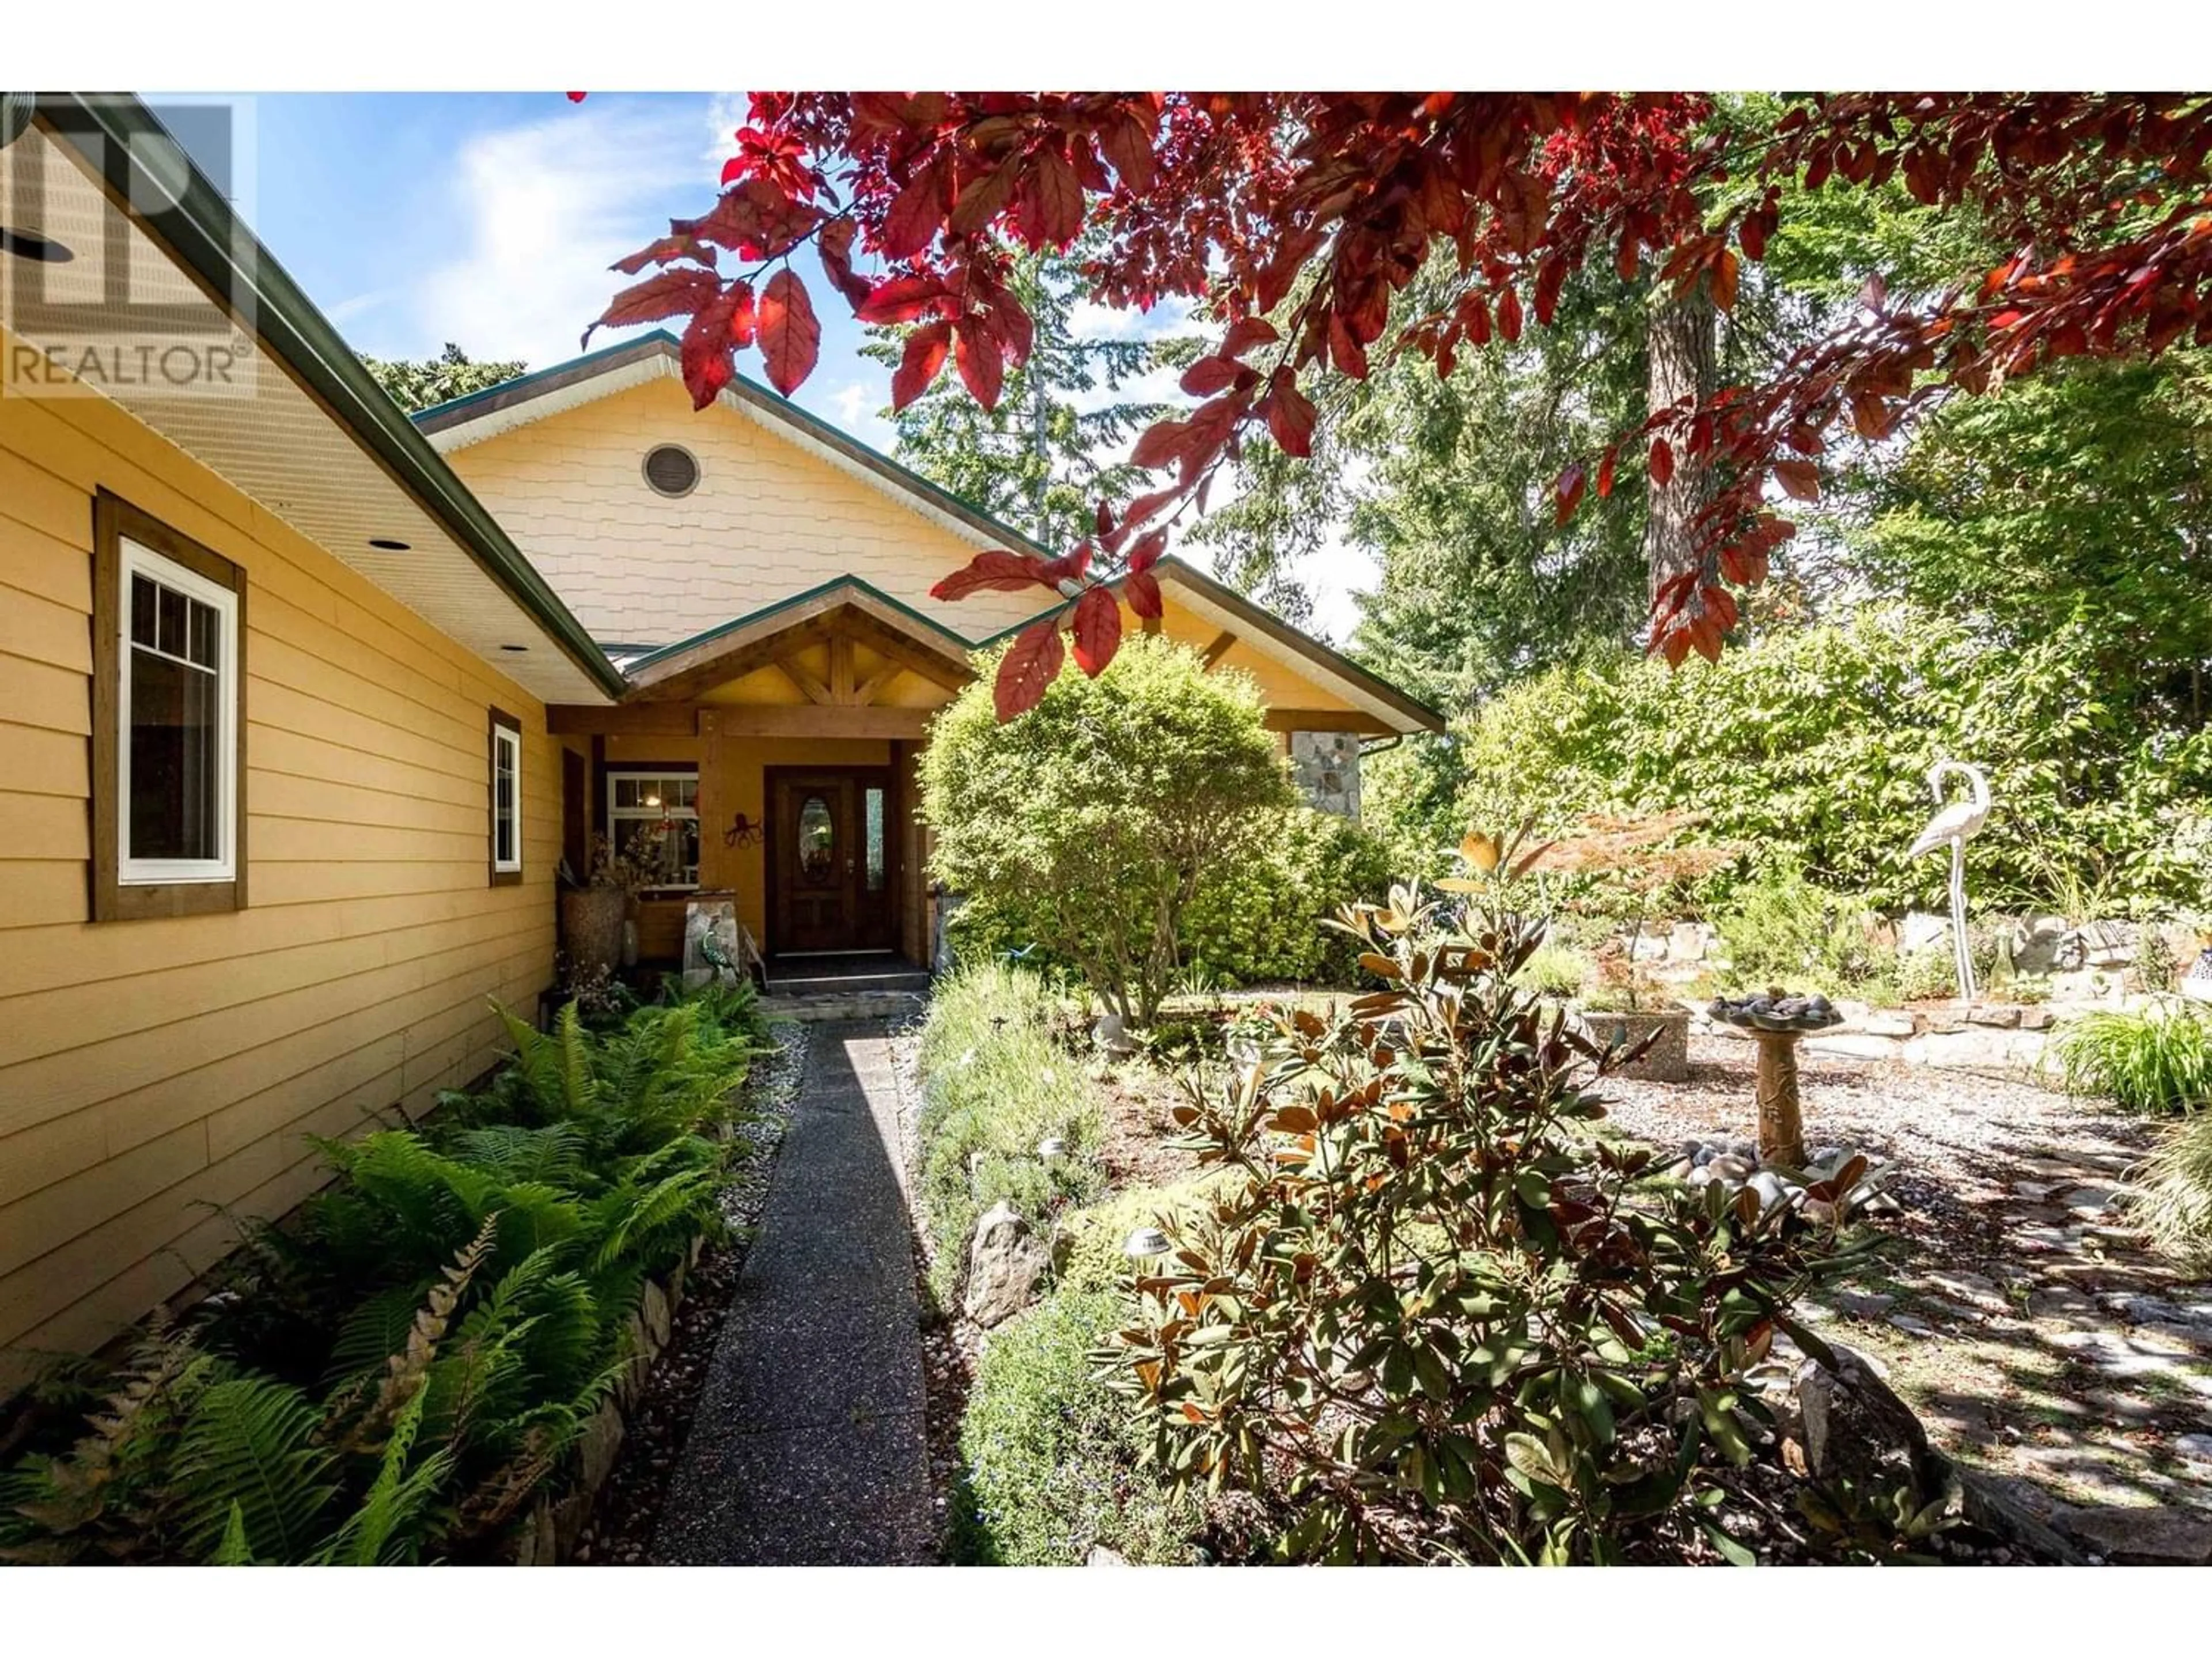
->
(585, 91), (2212, 715)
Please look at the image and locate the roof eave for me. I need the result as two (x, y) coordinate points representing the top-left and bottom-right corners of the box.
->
(34, 92), (628, 702)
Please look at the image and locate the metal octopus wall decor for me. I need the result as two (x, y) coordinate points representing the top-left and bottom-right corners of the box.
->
(1904, 759), (1992, 1003)
(723, 811), (764, 849)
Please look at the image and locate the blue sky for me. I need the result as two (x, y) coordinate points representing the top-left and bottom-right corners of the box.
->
(202, 92), (1373, 639)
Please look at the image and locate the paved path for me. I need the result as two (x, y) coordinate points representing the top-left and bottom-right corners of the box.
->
(654, 1021), (934, 1565)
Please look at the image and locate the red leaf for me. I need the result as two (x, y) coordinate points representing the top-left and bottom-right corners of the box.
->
(1222, 316), (1280, 358)
(982, 287), (1035, 366)
(1131, 419), (1188, 471)
(679, 286), (747, 409)
(1710, 248), (1740, 312)
(1328, 313), (1369, 378)
(1125, 566), (1164, 619)
(882, 153), (949, 260)
(1496, 284), (1523, 343)
(1554, 463), (1585, 528)
(1100, 110), (1157, 192)
(566, 91), (587, 104)
(1070, 584), (1122, 676)
(1180, 356), (1240, 397)
(856, 275), (947, 325)
(1126, 528), (1168, 574)
(817, 217), (873, 308)
(933, 551), (1052, 601)
(591, 267), (722, 338)
(1772, 459), (1821, 502)
(612, 233), (713, 276)
(995, 620), (1065, 719)
(756, 268), (820, 396)
(1649, 437), (1676, 488)
(1021, 145), (1086, 248)
(1597, 446), (1618, 499)
(947, 162), (1017, 236)
(1036, 544), (1093, 586)
(892, 321), (950, 408)
(1266, 377), (1316, 457)
(954, 319), (1005, 410)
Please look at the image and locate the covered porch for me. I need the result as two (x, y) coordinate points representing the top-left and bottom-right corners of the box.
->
(544, 559), (1444, 975)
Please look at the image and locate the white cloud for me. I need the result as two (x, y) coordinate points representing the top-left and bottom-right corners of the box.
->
(823, 378), (900, 453)
(411, 96), (732, 369)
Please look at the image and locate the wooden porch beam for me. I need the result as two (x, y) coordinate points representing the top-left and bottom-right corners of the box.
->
(1200, 628), (1238, 669)
(829, 635), (857, 704)
(548, 704), (699, 736)
(774, 656), (835, 705)
(710, 704), (935, 738)
(853, 662), (905, 706)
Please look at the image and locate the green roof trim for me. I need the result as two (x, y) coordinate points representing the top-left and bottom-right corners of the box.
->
(35, 93), (627, 701)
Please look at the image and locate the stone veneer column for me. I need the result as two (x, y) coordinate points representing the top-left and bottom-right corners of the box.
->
(1289, 730), (1363, 821)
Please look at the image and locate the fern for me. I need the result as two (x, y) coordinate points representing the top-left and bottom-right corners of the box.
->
(314, 1383), (453, 1566)
(169, 1377), (338, 1562)
(211, 1500), (255, 1565)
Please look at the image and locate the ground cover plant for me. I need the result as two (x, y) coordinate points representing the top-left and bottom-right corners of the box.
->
(1108, 878), (1880, 1565)
(0, 984), (766, 1566)
(912, 962), (1104, 1308)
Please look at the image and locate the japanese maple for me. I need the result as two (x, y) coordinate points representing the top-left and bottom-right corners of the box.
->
(587, 92), (2212, 716)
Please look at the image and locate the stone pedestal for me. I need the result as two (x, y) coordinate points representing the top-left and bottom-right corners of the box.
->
(1287, 730), (1362, 821)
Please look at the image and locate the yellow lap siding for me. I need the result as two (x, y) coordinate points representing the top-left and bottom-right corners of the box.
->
(0, 357), (564, 1382)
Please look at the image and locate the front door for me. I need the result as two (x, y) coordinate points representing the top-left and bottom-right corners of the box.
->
(767, 767), (897, 955)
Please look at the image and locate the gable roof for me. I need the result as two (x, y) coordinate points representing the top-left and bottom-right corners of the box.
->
(20, 94), (626, 704)
(410, 337), (1441, 733)
(414, 331), (1054, 566)
(623, 575), (975, 704)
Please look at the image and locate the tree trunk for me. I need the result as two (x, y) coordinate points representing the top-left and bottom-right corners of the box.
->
(1753, 1032), (1809, 1169)
(1642, 284), (1718, 612)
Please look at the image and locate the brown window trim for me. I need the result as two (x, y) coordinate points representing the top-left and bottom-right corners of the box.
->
(489, 706), (524, 886)
(90, 489), (247, 923)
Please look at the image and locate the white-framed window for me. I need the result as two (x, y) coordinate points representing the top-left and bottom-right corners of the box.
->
(119, 538), (239, 887)
(606, 769), (700, 891)
(490, 710), (523, 882)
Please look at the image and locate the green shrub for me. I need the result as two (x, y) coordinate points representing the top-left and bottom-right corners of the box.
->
(0, 987), (767, 1566)
(2054, 999), (2212, 1115)
(1179, 804), (1395, 986)
(1055, 1177), (1225, 1294)
(915, 963), (1105, 1306)
(1108, 882), (1852, 1565)
(1714, 860), (1887, 996)
(922, 633), (1296, 1025)
(1512, 940), (1592, 999)
(956, 1290), (1199, 1565)
(2134, 1109), (2212, 1268)
(1380, 608), (2212, 919)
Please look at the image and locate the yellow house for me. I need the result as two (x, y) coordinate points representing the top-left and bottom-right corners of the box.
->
(420, 333), (1442, 978)
(0, 93), (1437, 1385)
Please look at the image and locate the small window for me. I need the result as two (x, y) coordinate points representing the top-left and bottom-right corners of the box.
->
(605, 768), (700, 890)
(642, 444), (700, 498)
(92, 491), (245, 922)
(489, 709), (522, 884)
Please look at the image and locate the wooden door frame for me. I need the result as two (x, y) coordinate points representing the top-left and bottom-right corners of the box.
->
(763, 763), (902, 957)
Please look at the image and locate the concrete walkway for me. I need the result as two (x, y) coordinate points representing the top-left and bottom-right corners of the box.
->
(654, 1021), (934, 1565)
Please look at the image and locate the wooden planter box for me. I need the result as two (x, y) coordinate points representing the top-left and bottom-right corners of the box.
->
(1580, 1007), (1691, 1084)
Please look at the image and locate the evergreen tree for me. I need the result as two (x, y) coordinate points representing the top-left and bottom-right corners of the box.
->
(861, 252), (1178, 550)
(361, 343), (525, 414)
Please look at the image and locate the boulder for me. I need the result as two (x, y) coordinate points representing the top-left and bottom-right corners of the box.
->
(1899, 911), (1952, 955)
(2048, 1504), (2212, 1566)
(963, 1200), (1049, 1328)
(1788, 1342), (1952, 1513)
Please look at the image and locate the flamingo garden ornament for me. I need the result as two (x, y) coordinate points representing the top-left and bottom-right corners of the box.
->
(1905, 760), (1992, 1002)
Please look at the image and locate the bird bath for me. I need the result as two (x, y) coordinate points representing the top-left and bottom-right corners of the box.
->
(1707, 992), (1846, 1168)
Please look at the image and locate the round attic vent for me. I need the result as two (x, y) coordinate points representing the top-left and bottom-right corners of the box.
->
(643, 444), (700, 498)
